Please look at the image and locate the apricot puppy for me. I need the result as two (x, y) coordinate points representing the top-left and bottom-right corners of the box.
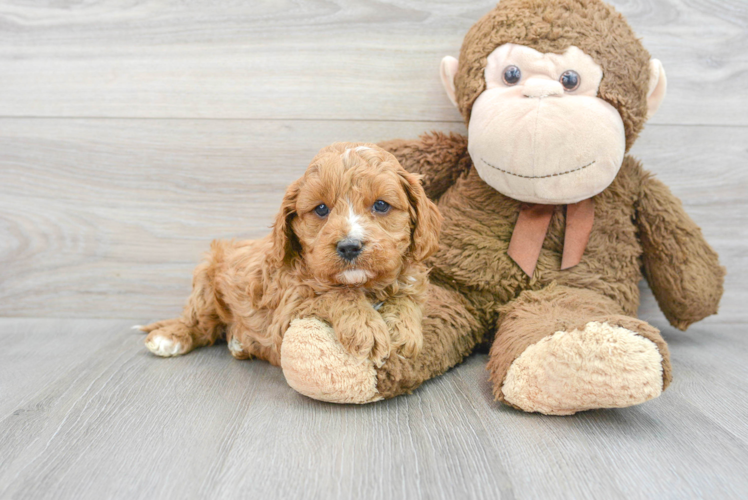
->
(137, 143), (442, 367)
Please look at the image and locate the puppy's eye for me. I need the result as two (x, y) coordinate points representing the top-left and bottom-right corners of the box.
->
(314, 203), (329, 218)
(560, 70), (580, 91)
(502, 65), (521, 86)
(372, 200), (391, 214)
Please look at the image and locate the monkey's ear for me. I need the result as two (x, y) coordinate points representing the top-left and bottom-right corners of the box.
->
(440, 56), (459, 108)
(646, 59), (667, 119)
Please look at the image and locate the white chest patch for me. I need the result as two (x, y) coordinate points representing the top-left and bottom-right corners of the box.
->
(339, 269), (369, 285)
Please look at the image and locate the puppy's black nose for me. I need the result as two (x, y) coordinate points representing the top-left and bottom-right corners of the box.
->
(337, 239), (363, 261)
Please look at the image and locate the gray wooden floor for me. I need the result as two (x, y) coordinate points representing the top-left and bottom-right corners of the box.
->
(1, 318), (747, 499)
(1, 0), (747, 499)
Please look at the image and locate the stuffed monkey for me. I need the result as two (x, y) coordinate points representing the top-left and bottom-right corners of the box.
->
(280, 0), (725, 414)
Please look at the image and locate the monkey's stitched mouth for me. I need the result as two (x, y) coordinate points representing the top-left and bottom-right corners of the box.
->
(480, 158), (596, 179)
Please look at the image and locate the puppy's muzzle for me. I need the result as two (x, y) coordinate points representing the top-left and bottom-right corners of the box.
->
(337, 239), (363, 262)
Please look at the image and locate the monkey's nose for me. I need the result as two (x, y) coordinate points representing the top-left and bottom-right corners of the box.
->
(337, 239), (363, 261)
(523, 78), (564, 98)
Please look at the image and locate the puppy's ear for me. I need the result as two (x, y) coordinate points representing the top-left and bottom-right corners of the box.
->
(271, 179), (302, 266)
(400, 170), (442, 262)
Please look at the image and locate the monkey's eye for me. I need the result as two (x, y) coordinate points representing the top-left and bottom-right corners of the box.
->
(314, 203), (330, 218)
(560, 70), (581, 91)
(372, 200), (391, 214)
(502, 65), (522, 86)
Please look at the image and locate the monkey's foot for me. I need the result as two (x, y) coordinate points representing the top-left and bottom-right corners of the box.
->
(280, 318), (382, 404)
(491, 321), (668, 415)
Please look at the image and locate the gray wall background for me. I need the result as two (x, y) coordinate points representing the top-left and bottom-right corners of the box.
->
(0, 1), (745, 324)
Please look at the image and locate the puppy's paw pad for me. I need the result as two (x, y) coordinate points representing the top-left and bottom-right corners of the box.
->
(145, 334), (186, 357)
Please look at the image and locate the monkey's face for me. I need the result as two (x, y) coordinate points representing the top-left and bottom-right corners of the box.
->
(467, 44), (626, 204)
(439, 1), (668, 205)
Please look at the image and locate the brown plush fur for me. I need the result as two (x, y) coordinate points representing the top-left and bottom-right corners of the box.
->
(372, 139), (717, 401)
(141, 143), (442, 366)
(376, 136), (723, 403)
(637, 173), (726, 330)
(371, 0), (725, 409)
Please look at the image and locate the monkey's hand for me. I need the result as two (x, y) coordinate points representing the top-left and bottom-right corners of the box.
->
(636, 171), (725, 330)
(378, 132), (471, 201)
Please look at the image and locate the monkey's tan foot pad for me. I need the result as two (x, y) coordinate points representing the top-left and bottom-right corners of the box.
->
(281, 318), (382, 404)
(501, 321), (665, 415)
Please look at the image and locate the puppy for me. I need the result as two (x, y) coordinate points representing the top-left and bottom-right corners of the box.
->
(137, 143), (442, 366)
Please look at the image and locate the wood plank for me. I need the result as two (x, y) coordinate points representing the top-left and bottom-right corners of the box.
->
(0, 0), (746, 125)
(0, 118), (464, 318)
(0, 318), (128, 417)
(0, 119), (744, 323)
(1, 318), (747, 499)
(0, 319), (513, 500)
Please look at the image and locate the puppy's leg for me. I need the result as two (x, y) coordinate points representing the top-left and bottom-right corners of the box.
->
(282, 284), (486, 403)
(140, 243), (228, 357)
(226, 322), (281, 366)
(378, 296), (423, 359)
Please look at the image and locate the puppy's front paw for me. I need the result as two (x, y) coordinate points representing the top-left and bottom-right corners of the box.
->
(379, 303), (423, 359)
(142, 319), (194, 357)
(390, 322), (423, 359)
(335, 313), (391, 367)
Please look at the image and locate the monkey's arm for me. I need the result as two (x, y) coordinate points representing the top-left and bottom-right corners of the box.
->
(378, 132), (471, 201)
(635, 171), (725, 330)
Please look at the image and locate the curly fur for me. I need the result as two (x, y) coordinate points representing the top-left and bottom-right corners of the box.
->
(141, 143), (442, 366)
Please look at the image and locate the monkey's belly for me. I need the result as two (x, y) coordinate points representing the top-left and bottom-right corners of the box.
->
(429, 168), (643, 316)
